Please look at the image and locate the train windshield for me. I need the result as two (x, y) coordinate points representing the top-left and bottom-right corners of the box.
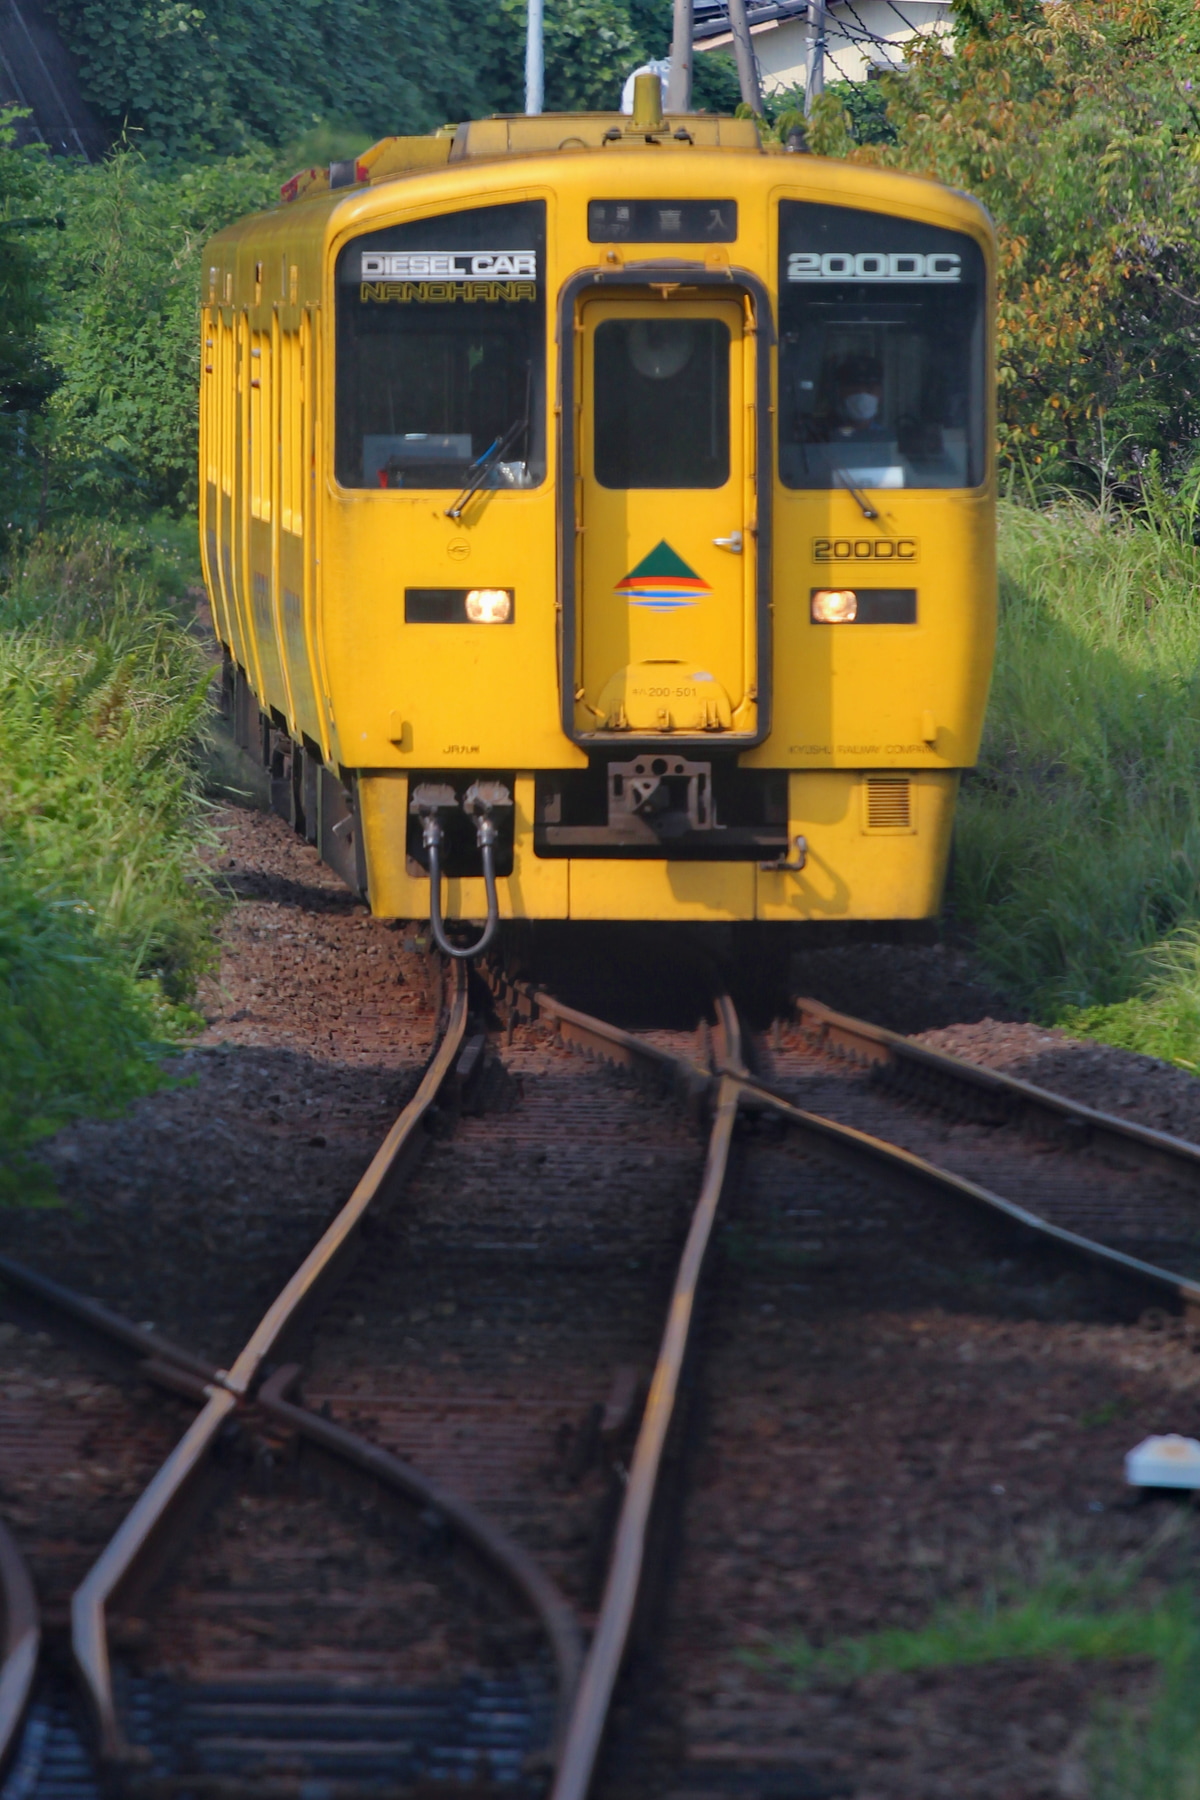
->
(777, 202), (986, 491)
(335, 200), (546, 490)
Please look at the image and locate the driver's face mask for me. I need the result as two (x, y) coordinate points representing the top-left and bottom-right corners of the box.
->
(842, 390), (880, 423)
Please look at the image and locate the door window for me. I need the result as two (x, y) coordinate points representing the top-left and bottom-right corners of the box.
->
(593, 317), (730, 489)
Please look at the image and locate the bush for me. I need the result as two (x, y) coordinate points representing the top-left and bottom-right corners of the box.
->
(952, 492), (1200, 1043)
(836, 0), (1200, 484)
(38, 148), (278, 513)
(0, 523), (219, 1190)
(0, 108), (57, 537)
(0, 866), (174, 1190)
(0, 522), (218, 988)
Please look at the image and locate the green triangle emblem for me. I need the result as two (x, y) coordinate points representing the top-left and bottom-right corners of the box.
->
(624, 539), (701, 581)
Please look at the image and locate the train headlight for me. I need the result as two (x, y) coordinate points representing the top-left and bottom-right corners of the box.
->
(811, 588), (858, 624)
(465, 588), (512, 624)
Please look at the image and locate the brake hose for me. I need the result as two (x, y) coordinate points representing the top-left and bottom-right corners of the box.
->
(423, 813), (502, 961)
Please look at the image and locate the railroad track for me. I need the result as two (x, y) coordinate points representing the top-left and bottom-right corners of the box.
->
(0, 962), (734, 1798)
(4, 975), (1200, 1798)
(758, 996), (1200, 1295)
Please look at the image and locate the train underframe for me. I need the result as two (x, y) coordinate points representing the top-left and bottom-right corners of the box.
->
(222, 652), (959, 940)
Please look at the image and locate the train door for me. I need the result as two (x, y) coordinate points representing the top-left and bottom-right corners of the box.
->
(576, 296), (756, 737)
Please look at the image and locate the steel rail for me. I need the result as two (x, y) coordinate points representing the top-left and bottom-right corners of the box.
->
(521, 986), (1200, 1800)
(534, 986), (711, 1085)
(0, 1251), (216, 1386)
(72, 960), (470, 1763)
(543, 981), (1200, 1798)
(793, 995), (1200, 1184)
(258, 1366), (585, 1749)
(0, 1216), (585, 1774)
(486, 964), (763, 1794)
(27, 956), (1197, 1797)
(0, 1520), (39, 1778)
(484, 968), (714, 1114)
(732, 1074), (1200, 1309)
(551, 1048), (741, 1799)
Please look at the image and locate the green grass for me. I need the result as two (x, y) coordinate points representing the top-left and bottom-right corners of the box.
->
(754, 1567), (1182, 1686)
(954, 492), (1200, 1059)
(753, 1542), (1200, 1798)
(1090, 1615), (1200, 1800)
(0, 520), (218, 1196)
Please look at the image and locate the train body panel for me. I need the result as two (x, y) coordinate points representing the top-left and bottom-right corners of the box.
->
(750, 486), (995, 772)
(320, 481), (572, 768)
(200, 116), (996, 928)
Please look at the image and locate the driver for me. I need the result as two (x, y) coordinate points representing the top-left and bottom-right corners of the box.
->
(832, 354), (885, 438)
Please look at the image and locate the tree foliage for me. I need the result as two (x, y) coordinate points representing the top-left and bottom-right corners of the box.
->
(43, 0), (494, 156)
(483, 0), (634, 112)
(38, 148), (276, 511)
(43, 0), (740, 157)
(36, 0), (1200, 507)
(0, 110), (55, 534)
(834, 0), (1200, 481)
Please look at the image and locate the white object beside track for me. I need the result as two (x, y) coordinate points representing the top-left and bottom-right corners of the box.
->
(1125, 1434), (1200, 1488)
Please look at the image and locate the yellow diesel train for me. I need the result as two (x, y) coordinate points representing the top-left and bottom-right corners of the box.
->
(200, 82), (996, 957)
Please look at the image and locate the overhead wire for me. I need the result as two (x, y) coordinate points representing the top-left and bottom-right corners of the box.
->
(712, 0), (941, 96)
(877, 0), (930, 35)
(833, 0), (907, 71)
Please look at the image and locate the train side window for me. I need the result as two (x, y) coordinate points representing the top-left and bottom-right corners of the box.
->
(249, 329), (272, 522)
(593, 317), (730, 489)
(334, 200), (546, 491)
(777, 201), (986, 492)
(281, 329), (302, 536)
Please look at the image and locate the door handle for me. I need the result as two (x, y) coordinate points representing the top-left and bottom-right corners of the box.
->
(713, 531), (743, 553)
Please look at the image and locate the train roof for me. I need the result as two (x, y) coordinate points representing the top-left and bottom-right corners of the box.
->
(203, 114), (994, 265)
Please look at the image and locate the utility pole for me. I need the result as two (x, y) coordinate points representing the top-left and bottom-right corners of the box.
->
(525, 0), (544, 114)
(666, 0), (693, 111)
(726, 0), (763, 114)
(804, 0), (825, 117)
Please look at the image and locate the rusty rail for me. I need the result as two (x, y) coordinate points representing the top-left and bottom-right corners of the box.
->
(72, 959), (471, 1762)
(542, 985), (1200, 1799)
(732, 1071), (1200, 1310)
(0, 1231), (584, 1782)
(0, 1520), (38, 1778)
(793, 995), (1200, 1186)
(0, 1252), (217, 1386)
(551, 1066), (740, 1800)
(483, 987), (742, 1800)
(258, 1366), (585, 1748)
(27, 967), (1200, 1797)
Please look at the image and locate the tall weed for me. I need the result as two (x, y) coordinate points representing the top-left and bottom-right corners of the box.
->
(0, 522), (218, 1193)
(0, 868), (172, 1196)
(954, 497), (1200, 1045)
(1090, 1611), (1200, 1800)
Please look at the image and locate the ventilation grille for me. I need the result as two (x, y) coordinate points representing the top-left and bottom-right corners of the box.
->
(865, 776), (913, 832)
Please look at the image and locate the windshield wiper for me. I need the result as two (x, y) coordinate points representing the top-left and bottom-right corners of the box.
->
(834, 468), (880, 521)
(445, 414), (526, 521)
(445, 362), (534, 521)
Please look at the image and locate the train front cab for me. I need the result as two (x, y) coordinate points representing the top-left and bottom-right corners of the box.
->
(337, 159), (995, 936)
(200, 135), (996, 938)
